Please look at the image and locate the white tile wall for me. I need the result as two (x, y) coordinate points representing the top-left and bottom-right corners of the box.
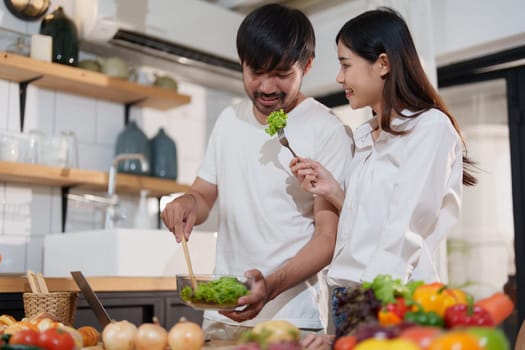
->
(0, 236), (27, 274)
(30, 185), (57, 235)
(24, 85), (55, 134)
(6, 82), (20, 131)
(4, 184), (31, 235)
(0, 80), (9, 129)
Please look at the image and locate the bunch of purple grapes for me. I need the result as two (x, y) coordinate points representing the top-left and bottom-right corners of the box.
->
(333, 285), (382, 339)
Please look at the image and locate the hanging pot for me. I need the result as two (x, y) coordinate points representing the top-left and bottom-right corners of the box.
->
(4, 0), (50, 21)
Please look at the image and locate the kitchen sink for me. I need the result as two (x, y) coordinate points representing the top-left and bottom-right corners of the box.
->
(43, 229), (217, 277)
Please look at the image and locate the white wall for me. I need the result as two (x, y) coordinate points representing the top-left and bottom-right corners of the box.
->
(303, 0), (525, 97)
(431, 0), (525, 65)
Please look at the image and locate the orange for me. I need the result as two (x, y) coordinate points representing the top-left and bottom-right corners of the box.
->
(428, 331), (482, 350)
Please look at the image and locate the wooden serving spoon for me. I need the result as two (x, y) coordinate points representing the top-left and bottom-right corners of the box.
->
(180, 235), (198, 291)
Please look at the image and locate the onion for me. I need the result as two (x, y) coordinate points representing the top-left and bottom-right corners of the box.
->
(102, 320), (137, 350)
(32, 317), (63, 331)
(168, 317), (205, 350)
(135, 320), (168, 350)
(252, 320), (300, 343)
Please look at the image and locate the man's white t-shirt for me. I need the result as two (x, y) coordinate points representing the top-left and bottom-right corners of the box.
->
(197, 98), (353, 329)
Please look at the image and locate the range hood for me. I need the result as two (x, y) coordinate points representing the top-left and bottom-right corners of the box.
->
(74, 0), (245, 94)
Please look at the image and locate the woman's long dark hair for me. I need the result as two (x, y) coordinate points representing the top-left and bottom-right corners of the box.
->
(336, 7), (476, 186)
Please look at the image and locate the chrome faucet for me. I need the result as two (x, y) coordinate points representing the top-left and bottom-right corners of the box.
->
(107, 153), (149, 196)
(104, 153), (149, 229)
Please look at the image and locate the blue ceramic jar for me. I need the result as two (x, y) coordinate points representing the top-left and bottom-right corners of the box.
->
(115, 121), (151, 176)
(150, 128), (178, 180)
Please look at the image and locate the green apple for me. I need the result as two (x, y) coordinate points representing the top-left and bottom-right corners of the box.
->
(466, 327), (510, 350)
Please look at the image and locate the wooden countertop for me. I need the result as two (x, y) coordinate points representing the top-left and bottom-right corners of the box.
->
(0, 276), (177, 293)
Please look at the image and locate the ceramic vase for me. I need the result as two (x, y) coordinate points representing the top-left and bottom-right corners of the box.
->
(115, 121), (151, 176)
(39, 6), (79, 66)
(150, 128), (178, 180)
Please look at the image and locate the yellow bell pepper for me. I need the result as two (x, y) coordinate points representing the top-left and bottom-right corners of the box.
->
(354, 338), (420, 350)
(412, 282), (468, 317)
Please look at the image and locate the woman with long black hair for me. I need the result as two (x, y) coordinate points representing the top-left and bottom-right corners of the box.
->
(292, 7), (477, 342)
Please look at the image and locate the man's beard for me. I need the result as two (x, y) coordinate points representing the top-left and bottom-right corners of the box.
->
(252, 91), (286, 115)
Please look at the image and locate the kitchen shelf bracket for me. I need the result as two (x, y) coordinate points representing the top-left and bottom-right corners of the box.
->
(19, 76), (43, 132)
(61, 186), (72, 233)
(124, 98), (147, 125)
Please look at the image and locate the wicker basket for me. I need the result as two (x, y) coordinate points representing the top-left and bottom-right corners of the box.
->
(23, 292), (78, 325)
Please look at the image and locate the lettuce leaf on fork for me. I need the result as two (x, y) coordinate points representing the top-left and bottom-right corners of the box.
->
(265, 109), (288, 136)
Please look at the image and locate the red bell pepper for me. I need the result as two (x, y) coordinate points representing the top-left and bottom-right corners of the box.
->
(444, 294), (495, 328)
(378, 297), (409, 326)
(387, 297), (409, 318)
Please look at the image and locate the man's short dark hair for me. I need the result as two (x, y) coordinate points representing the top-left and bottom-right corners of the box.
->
(236, 3), (315, 72)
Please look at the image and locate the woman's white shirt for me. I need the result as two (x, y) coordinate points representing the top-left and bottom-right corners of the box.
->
(327, 108), (463, 286)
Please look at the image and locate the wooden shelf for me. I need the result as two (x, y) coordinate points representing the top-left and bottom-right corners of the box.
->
(0, 52), (191, 110)
(0, 54), (192, 201)
(0, 161), (190, 197)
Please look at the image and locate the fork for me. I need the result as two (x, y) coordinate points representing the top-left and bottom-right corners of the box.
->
(278, 129), (315, 187)
(277, 128), (298, 158)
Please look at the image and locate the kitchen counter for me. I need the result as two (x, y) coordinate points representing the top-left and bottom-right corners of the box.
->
(0, 276), (178, 293)
(0, 276), (201, 330)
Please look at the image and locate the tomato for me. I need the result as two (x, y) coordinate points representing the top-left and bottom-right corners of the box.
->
(400, 326), (441, 349)
(9, 329), (40, 345)
(334, 335), (357, 350)
(38, 328), (75, 350)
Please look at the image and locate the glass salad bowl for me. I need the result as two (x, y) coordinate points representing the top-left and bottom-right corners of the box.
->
(176, 274), (250, 311)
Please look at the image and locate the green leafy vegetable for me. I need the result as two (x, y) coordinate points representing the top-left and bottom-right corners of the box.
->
(362, 274), (423, 305)
(265, 109), (288, 136)
(180, 276), (249, 305)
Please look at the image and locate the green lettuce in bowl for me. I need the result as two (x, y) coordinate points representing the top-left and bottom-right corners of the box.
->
(177, 274), (250, 310)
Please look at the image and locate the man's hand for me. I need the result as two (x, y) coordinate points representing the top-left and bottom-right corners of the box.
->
(161, 178), (218, 241)
(220, 269), (269, 322)
(161, 193), (197, 241)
